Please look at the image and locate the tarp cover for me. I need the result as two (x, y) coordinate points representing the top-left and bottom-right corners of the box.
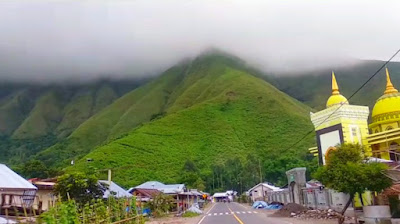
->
(0, 164), (37, 190)
(252, 201), (282, 210)
(0, 217), (17, 224)
(187, 203), (203, 214)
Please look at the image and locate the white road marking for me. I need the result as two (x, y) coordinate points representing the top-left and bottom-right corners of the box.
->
(197, 215), (206, 224)
(214, 213), (217, 216)
(231, 212), (234, 214)
(236, 211), (240, 214)
(225, 212), (229, 215)
(254, 211), (258, 213)
(219, 213), (223, 215)
(247, 211), (252, 213)
(208, 214), (211, 216)
(242, 211), (246, 214)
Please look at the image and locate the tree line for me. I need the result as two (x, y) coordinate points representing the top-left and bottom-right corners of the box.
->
(180, 153), (318, 194)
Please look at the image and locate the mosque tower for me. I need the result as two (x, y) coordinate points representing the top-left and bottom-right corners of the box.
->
(366, 68), (400, 160)
(310, 72), (370, 165)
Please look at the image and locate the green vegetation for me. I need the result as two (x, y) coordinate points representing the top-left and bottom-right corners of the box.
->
(313, 144), (392, 224)
(12, 90), (65, 139)
(15, 159), (60, 179)
(39, 197), (143, 224)
(0, 80), (141, 167)
(67, 53), (316, 190)
(182, 211), (200, 217)
(0, 134), (57, 165)
(147, 192), (175, 217)
(54, 172), (106, 204)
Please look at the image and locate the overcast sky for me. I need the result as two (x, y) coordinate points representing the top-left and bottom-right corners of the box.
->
(0, 0), (399, 82)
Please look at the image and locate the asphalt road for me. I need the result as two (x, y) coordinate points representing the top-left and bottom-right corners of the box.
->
(198, 202), (292, 224)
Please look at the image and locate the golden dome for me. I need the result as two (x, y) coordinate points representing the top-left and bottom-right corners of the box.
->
(326, 72), (349, 108)
(371, 68), (400, 119)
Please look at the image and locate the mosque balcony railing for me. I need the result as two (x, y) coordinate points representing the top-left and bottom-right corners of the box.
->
(366, 128), (400, 145)
(371, 146), (400, 162)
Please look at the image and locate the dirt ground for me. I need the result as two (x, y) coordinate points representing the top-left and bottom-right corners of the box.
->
(145, 216), (201, 224)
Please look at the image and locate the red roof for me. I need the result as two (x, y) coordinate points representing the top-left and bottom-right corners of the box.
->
(132, 188), (161, 197)
(383, 183), (400, 196)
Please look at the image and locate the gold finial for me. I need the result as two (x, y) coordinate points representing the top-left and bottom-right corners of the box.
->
(332, 71), (340, 95)
(384, 67), (398, 95)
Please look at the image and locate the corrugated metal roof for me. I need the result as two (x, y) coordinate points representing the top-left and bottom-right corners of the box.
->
(0, 164), (37, 191)
(99, 180), (132, 198)
(130, 181), (185, 194)
(248, 182), (282, 193)
(213, 192), (227, 197)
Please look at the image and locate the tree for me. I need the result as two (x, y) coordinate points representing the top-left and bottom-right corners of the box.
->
(20, 160), (50, 179)
(313, 144), (392, 224)
(54, 172), (106, 204)
(147, 192), (175, 217)
(193, 177), (206, 191)
(180, 159), (202, 189)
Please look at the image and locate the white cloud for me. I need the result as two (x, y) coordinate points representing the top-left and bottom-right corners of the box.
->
(0, 0), (399, 81)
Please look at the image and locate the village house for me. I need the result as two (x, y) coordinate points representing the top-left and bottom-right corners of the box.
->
(29, 178), (131, 211)
(28, 178), (56, 212)
(247, 182), (282, 202)
(0, 164), (38, 216)
(129, 181), (204, 212)
(131, 188), (161, 202)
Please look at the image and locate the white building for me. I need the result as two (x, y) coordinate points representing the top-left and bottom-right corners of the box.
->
(0, 164), (37, 209)
(247, 182), (282, 202)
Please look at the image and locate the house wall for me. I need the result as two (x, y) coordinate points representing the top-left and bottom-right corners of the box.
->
(34, 189), (55, 211)
(250, 185), (270, 201)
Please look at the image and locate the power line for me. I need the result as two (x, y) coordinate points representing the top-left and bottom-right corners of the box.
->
(282, 48), (400, 152)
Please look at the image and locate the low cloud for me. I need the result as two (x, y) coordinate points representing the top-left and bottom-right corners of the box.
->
(0, 0), (399, 82)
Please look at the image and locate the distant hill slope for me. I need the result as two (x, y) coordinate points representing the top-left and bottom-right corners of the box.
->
(67, 54), (315, 187)
(268, 61), (400, 110)
(0, 80), (143, 164)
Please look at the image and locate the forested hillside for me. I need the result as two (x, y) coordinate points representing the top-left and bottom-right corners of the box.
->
(4, 52), (397, 191)
(67, 53), (317, 191)
(0, 80), (144, 165)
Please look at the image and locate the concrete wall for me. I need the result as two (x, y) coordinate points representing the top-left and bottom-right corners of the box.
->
(267, 187), (351, 212)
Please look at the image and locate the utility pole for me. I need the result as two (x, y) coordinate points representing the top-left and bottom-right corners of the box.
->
(108, 169), (112, 186)
(259, 159), (265, 201)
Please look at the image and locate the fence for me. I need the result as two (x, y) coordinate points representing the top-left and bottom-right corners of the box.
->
(267, 187), (350, 211)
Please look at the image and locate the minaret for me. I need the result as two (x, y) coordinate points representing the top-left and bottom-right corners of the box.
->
(331, 71), (340, 95)
(326, 72), (348, 108)
(311, 72), (370, 165)
(384, 68), (398, 95)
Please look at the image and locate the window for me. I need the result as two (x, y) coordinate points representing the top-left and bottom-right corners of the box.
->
(386, 126), (393, 131)
(351, 127), (357, 137)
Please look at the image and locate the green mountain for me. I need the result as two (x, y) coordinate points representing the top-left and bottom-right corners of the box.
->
(0, 80), (143, 165)
(2, 51), (398, 190)
(65, 53), (316, 188)
(268, 60), (400, 110)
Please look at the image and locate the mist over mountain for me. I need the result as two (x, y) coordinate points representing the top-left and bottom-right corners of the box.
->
(1, 0), (399, 82)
